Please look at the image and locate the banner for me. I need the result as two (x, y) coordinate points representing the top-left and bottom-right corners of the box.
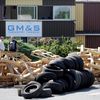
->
(6, 21), (42, 37)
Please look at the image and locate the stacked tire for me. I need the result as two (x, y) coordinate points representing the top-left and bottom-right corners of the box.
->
(18, 55), (95, 99)
(18, 81), (52, 99)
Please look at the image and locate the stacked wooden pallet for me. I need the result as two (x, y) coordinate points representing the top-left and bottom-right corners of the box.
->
(31, 49), (60, 60)
(78, 45), (100, 81)
(0, 51), (41, 86)
(0, 51), (59, 87)
(0, 60), (43, 86)
(0, 51), (31, 62)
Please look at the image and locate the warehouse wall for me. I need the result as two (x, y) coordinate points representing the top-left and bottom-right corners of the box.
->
(0, 6), (3, 19)
(85, 36), (100, 48)
(75, 35), (85, 45)
(42, 21), (75, 37)
(0, 0), (5, 5)
(71, 6), (75, 20)
(75, 3), (84, 31)
(0, 0), (5, 19)
(84, 2), (100, 33)
(43, 0), (75, 5)
(0, 21), (5, 36)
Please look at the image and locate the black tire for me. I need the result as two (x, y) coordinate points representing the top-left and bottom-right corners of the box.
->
(78, 71), (86, 89)
(35, 72), (57, 84)
(39, 88), (52, 98)
(72, 55), (84, 70)
(43, 65), (64, 78)
(22, 81), (42, 99)
(65, 69), (82, 90)
(43, 80), (63, 94)
(88, 70), (95, 86)
(64, 73), (75, 91)
(81, 70), (88, 88)
(66, 56), (79, 70)
(55, 79), (68, 91)
(49, 57), (66, 70)
(18, 89), (22, 96)
(67, 55), (84, 70)
(63, 57), (75, 69)
(82, 69), (95, 88)
(82, 70), (90, 88)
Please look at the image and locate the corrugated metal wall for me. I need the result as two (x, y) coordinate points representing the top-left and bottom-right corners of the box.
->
(71, 6), (75, 20)
(75, 35), (85, 45)
(43, 0), (75, 5)
(0, 21), (5, 36)
(6, 0), (42, 5)
(0, 0), (5, 19)
(38, 6), (53, 19)
(0, 0), (5, 5)
(42, 21), (75, 37)
(75, 3), (84, 31)
(84, 3), (100, 33)
(85, 36), (100, 48)
(0, 6), (3, 19)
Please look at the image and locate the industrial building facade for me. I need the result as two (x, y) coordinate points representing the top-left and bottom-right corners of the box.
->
(0, 0), (75, 37)
(0, 0), (100, 48)
(76, 1), (100, 48)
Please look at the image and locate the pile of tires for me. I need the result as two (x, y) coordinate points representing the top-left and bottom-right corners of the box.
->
(18, 55), (95, 99)
(18, 81), (52, 99)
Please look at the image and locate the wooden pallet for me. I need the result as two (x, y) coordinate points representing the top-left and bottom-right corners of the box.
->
(0, 51), (31, 62)
(78, 45), (100, 81)
(0, 60), (42, 86)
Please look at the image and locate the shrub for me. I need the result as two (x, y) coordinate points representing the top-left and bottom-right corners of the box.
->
(39, 37), (81, 57)
(3, 37), (81, 59)
(3, 39), (39, 61)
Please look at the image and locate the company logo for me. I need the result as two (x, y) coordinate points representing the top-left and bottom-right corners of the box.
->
(8, 24), (40, 33)
(6, 22), (42, 37)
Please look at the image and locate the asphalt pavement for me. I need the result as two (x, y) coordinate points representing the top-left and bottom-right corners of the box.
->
(0, 84), (100, 100)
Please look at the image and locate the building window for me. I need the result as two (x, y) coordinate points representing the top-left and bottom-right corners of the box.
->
(53, 6), (71, 20)
(18, 6), (37, 20)
(3, 6), (17, 19)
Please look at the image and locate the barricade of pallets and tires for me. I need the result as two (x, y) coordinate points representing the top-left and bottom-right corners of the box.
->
(0, 48), (98, 99)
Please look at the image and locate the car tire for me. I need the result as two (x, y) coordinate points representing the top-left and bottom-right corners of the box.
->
(43, 80), (63, 94)
(49, 57), (66, 70)
(43, 65), (64, 78)
(18, 89), (22, 96)
(64, 73), (75, 91)
(39, 88), (52, 98)
(35, 72), (57, 84)
(22, 81), (42, 99)
(65, 69), (81, 90)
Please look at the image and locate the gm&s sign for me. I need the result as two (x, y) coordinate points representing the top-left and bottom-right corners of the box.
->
(6, 21), (42, 37)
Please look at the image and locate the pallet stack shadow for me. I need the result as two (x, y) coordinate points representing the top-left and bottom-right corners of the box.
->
(18, 54), (95, 99)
